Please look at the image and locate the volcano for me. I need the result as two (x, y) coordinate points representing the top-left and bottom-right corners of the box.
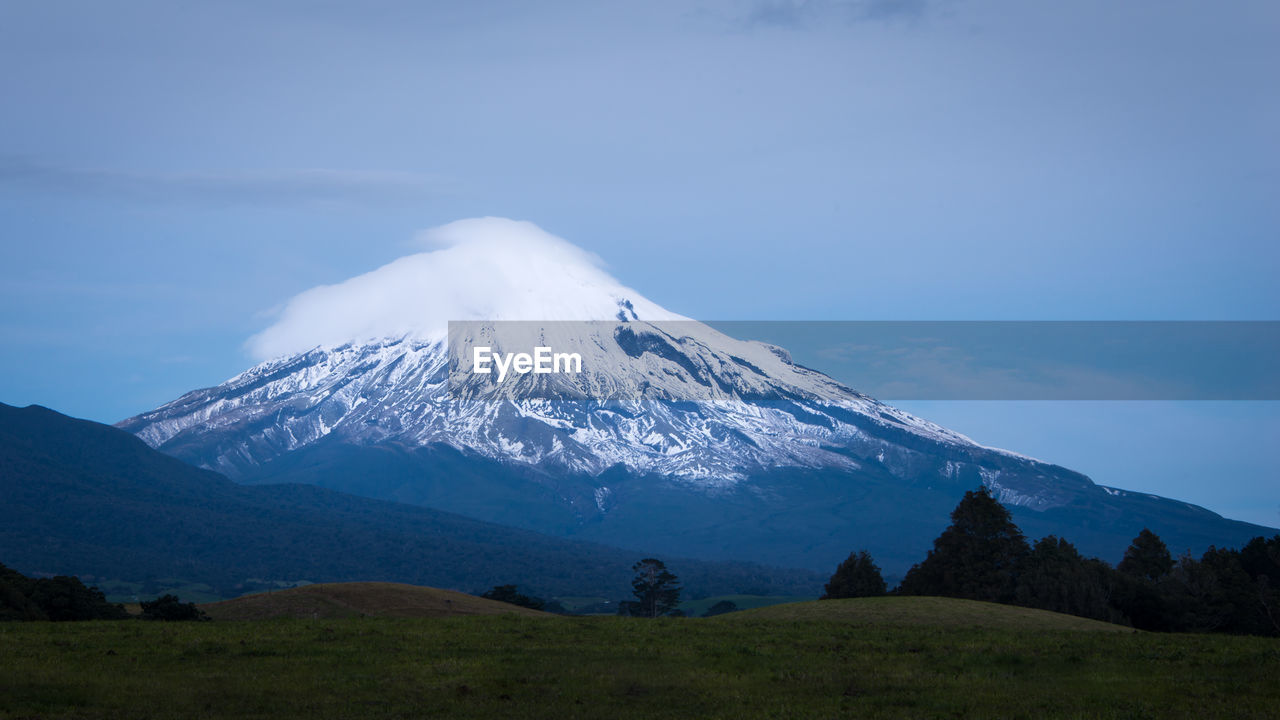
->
(119, 218), (1275, 575)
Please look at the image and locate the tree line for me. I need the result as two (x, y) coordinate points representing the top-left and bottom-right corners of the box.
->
(821, 488), (1280, 636)
(8, 488), (1276, 632)
(480, 558), (687, 617)
(1, 563), (206, 622)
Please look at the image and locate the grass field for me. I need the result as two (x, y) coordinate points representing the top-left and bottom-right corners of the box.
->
(2, 597), (1278, 719)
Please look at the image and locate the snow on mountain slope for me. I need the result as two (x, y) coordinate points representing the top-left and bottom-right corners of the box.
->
(119, 218), (1088, 508)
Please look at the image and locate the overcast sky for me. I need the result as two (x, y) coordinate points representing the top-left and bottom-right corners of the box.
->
(1, 1), (1277, 526)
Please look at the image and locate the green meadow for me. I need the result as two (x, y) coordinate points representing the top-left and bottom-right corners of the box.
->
(3, 595), (1278, 719)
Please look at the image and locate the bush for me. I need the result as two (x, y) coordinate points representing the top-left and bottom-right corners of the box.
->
(702, 600), (739, 617)
(822, 550), (887, 599)
(139, 594), (208, 621)
(480, 585), (545, 611)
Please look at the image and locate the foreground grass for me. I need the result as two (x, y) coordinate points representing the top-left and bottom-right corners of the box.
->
(2, 613), (1277, 719)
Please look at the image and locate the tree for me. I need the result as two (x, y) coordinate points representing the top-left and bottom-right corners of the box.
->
(897, 487), (1030, 603)
(821, 550), (887, 599)
(1111, 529), (1176, 630)
(620, 558), (682, 618)
(1162, 551), (1237, 633)
(1237, 535), (1280, 583)
(139, 594), (208, 621)
(1013, 536), (1123, 623)
(480, 585), (545, 611)
(24, 575), (128, 621)
(1, 564), (131, 622)
(1118, 528), (1174, 581)
(0, 563), (46, 621)
(1175, 542), (1279, 636)
(1237, 535), (1280, 635)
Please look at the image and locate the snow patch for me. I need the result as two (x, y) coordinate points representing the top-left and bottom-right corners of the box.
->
(594, 487), (613, 513)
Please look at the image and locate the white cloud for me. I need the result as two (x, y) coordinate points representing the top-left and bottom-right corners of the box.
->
(245, 218), (684, 360)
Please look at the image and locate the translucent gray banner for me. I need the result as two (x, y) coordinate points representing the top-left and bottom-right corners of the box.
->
(448, 321), (1280, 401)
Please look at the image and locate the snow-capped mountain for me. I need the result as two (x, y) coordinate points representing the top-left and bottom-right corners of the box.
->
(121, 218), (1072, 509)
(125, 319), (989, 483)
(118, 219), (1272, 574)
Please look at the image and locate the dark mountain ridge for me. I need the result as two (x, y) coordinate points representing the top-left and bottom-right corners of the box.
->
(240, 435), (1275, 577)
(0, 402), (821, 599)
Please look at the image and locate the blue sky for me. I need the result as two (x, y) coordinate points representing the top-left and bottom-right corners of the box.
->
(1, 1), (1277, 526)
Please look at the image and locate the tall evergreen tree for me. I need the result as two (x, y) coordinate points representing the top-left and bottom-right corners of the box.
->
(1237, 535), (1280, 582)
(897, 487), (1030, 603)
(621, 558), (682, 618)
(1118, 528), (1174, 581)
(821, 550), (887, 599)
(1237, 535), (1280, 635)
(1113, 529), (1175, 630)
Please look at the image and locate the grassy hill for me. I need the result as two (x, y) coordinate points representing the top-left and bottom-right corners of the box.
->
(202, 582), (548, 620)
(727, 595), (1131, 632)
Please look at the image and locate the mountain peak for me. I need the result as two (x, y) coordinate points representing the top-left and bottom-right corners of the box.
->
(247, 217), (684, 361)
